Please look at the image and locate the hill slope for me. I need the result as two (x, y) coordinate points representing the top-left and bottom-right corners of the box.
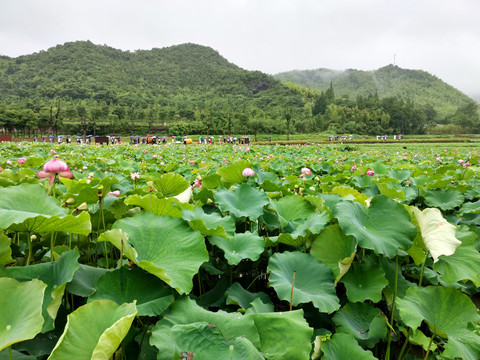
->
(274, 65), (474, 117)
(0, 41), (301, 108)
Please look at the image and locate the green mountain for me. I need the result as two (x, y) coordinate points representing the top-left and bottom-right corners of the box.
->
(0, 41), (303, 135)
(274, 65), (475, 118)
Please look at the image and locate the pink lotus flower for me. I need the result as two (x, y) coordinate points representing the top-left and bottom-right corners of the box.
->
(0, 167), (3, 172)
(301, 167), (311, 176)
(366, 169), (375, 177)
(17, 158), (27, 164)
(130, 172), (140, 180)
(38, 159), (74, 184)
(108, 190), (121, 197)
(350, 165), (357, 172)
(242, 167), (255, 177)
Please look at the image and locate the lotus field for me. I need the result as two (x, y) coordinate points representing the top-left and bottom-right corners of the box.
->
(1, 141), (480, 360)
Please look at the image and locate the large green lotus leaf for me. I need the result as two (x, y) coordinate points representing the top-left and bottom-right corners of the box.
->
(270, 195), (313, 221)
(60, 178), (102, 204)
(214, 184), (270, 220)
(424, 189), (465, 211)
(153, 173), (189, 197)
(182, 206), (235, 238)
(0, 349), (35, 359)
(328, 186), (369, 204)
(459, 199), (480, 214)
(396, 286), (480, 338)
(245, 297), (275, 315)
(277, 212), (330, 247)
(412, 207), (461, 263)
(88, 267), (174, 316)
(170, 322), (264, 360)
(225, 282), (272, 310)
(124, 194), (182, 218)
(48, 300), (137, 360)
(340, 256), (388, 303)
(201, 173), (221, 189)
(216, 159), (251, 183)
(267, 251), (339, 313)
(321, 333), (377, 360)
(332, 302), (387, 348)
(433, 226), (480, 286)
(388, 169), (412, 181)
(334, 195), (417, 258)
(103, 213), (208, 294)
(442, 329), (480, 360)
(209, 231), (265, 265)
(373, 180), (406, 201)
(67, 264), (110, 297)
(0, 183), (91, 235)
(0, 249), (80, 332)
(0, 234), (14, 266)
(310, 225), (357, 284)
(249, 310), (313, 360)
(0, 278), (46, 351)
(150, 297), (261, 359)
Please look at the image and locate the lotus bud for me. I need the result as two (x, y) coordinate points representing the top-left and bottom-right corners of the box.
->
(77, 202), (88, 211)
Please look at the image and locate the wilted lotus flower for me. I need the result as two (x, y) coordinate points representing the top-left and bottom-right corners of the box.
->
(242, 167), (255, 177)
(38, 159), (73, 184)
(301, 167), (311, 176)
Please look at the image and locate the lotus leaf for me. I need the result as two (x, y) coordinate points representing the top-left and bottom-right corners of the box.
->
(182, 206), (235, 238)
(267, 251), (339, 313)
(249, 310), (313, 360)
(397, 286), (480, 339)
(214, 184), (270, 220)
(216, 159), (251, 183)
(433, 226), (480, 286)
(340, 256), (388, 303)
(103, 213), (208, 294)
(154, 173), (189, 197)
(0, 234), (14, 266)
(0, 249), (80, 332)
(321, 333), (377, 360)
(310, 224), (357, 284)
(209, 231), (265, 265)
(150, 297), (261, 359)
(225, 282), (272, 310)
(424, 189), (464, 211)
(333, 302), (387, 348)
(334, 195), (417, 258)
(124, 194), (183, 217)
(48, 300), (137, 360)
(88, 267), (174, 316)
(412, 207), (461, 262)
(0, 183), (91, 235)
(0, 278), (46, 351)
(170, 322), (264, 359)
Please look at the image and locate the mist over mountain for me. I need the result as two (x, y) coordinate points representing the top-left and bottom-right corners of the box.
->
(274, 65), (476, 118)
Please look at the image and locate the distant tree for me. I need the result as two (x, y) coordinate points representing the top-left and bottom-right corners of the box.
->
(283, 107), (293, 140)
(452, 101), (479, 133)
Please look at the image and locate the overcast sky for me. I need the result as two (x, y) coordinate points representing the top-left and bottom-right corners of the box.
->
(1, 0), (479, 99)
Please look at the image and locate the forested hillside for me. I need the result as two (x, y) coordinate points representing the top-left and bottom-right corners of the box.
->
(274, 65), (475, 118)
(0, 41), (478, 137)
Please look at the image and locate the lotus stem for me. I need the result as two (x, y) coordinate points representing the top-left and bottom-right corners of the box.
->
(25, 232), (33, 266)
(246, 272), (268, 290)
(290, 270), (296, 311)
(419, 252), (428, 287)
(385, 255), (399, 360)
(8, 346), (12, 360)
(424, 333), (435, 360)
(50, 232), (56, 261)
(397, 328), (411, 360)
